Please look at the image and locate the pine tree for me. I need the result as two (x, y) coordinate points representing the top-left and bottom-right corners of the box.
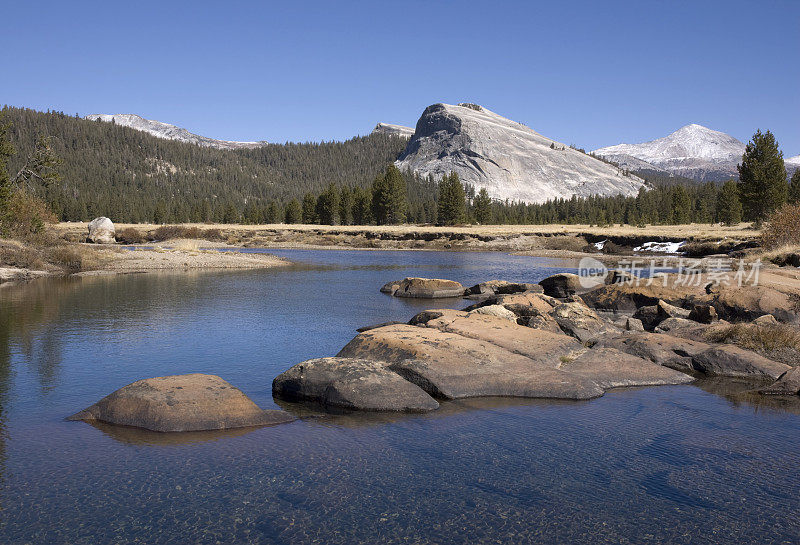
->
(473, 187), (492, 224)
(737, 129), (788, 222)
(284, 199), (302, 224)
(789, 170), (800, 205)
(315, 183), (339, 225)
(437, 172), (467, 225)
(371, 164), (407, 225)
(352, 186), (372, 225)
(716, 180), (742, 225)
(301, 193), (317, 224)
(266, 200), (281, 223)
(0, 118), (14, 217)
(338, 186), (353, 225)
(671, 185), (691, 224)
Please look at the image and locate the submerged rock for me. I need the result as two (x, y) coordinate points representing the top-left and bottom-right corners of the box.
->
(69, 374), (293, 432)
(272, 357), (439, 412)
(760, 367), (800, 396)
(381, 277), (464, 298)
(561, 348), (694, 389)
(87, 216), (115, 244)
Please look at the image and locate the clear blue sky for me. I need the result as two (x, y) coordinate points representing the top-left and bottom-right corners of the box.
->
(3, 0), (798, 153)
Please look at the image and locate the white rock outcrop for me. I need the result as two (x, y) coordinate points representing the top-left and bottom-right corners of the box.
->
(396, 103), (645, 204)
(87, 217), (116, 244)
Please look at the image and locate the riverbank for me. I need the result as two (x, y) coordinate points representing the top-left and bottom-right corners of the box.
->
(55, 221), (760, 256)
(0, 236), (290, 285)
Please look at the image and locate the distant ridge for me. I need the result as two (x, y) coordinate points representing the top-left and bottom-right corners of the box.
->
(85, 114), (267, 150)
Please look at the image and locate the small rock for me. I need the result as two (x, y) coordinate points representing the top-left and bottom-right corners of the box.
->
(87, 217), (115, 244)
(383, 277), (464, 298)
(688, 304), (718, 324)
(753, 314), (779, 326)
(539, 273), (582, 298)
(469, 304), (517, 321)
(632, 305), (662, 331)
(654, 317), (697, 333)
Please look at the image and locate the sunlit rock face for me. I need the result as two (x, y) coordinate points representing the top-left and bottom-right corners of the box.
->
(396, 103), (645, 204)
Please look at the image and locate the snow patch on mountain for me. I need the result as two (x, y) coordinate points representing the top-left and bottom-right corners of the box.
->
(85, 114), (267, 150)
(593, 124), (745, 182)
(786, 154), (800, 173)
(372, 123), (415, 138)
(396, 103), (645, 204)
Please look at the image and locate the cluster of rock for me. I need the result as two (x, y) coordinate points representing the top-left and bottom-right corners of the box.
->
(274, 271), (800, 413)
(71, 268), (800, 433)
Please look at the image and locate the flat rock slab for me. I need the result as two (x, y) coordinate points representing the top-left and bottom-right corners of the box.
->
(337, 324), (603, 401)
(69, 374), (293, 432)
(382, 277), (465, 298)
(602, 332), (790, 379)
(272, 357), (439, 412)
(420, 309), (581, 366)
(562, 348), (694, 389)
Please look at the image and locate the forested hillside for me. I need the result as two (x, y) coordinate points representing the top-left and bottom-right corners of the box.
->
(2, 106), (407, 222)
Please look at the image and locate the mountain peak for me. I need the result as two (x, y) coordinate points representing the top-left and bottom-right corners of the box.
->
(395, 102), (644, 204)
(592, 124), (745, 182)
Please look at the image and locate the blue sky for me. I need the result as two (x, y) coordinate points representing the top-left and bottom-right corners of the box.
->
(2, 0), (798, 153)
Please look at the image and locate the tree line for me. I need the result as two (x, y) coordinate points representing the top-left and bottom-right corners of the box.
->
(2, 106), (798, 229)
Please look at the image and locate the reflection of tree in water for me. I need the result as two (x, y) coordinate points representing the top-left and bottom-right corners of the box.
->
(1, 270), (257, 392)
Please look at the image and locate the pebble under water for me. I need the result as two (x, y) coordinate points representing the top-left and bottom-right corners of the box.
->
(0, 249), (798, 544)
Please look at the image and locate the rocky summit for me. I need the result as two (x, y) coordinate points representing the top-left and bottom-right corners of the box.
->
(395, 103), (645, 204)
(371, 122), (415, 138)
(593, 124), (746, 182)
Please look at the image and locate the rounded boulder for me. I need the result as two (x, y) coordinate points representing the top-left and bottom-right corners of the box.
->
(69, 374), (294, 432)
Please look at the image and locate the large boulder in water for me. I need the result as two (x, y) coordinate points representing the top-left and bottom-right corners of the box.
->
(87, 216), (116, 244)
(69, 374), (293, 432)
(272, 357), (439, 412)
(337, 323), (603, 400)
(381, 277), (464, 298)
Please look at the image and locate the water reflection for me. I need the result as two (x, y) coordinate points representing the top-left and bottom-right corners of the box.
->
(0, 250), (797, 544)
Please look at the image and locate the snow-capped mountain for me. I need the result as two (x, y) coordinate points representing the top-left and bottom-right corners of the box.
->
(786, 154), (800, 174)
(396, 103), (645, 204)
(85, 114), (267, 150)
(371, 123), (415, 138)
(592, 124), (745, 182)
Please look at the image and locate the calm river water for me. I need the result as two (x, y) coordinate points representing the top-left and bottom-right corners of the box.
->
(0, 249), (798, 544)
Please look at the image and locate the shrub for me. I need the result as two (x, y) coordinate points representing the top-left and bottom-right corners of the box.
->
(0, 242), (46, 270)
(0, 191), (57, 241)
(761, 203), (800, 249)
(116, 227), (145, 244)
(705, 322), (800, 365)
(46, 245), (103, 273)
